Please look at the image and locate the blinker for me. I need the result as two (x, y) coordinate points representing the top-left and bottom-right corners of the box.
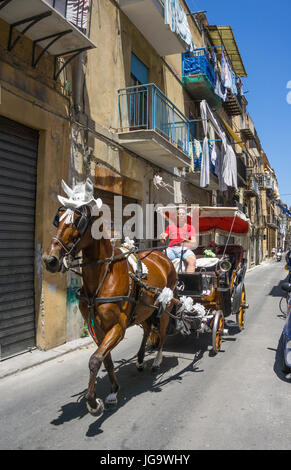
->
(53, 206), (89, 235)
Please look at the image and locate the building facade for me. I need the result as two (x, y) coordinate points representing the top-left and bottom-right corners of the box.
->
(0, 0), (289, 358)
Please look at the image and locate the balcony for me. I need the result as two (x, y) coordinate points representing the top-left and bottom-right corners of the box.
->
(222, 89), (243, 117)
(266, 215), (279, 229)
(245, 175), (260, 197)
(182, 50), (221, 110)
(119, 0), (189, 56)
(240, 114), (255, 141)
(117, 83), (191, 170)
(248, 146), (260, 159)
(0, 0), (96, 78)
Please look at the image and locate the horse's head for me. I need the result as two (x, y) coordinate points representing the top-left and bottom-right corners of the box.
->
(42, 179), (102, 273)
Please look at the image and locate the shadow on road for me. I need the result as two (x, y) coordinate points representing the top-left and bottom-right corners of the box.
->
(50, 318), (242, 437)
(269, 275), (289, 298)
(50, 338), (206, 438)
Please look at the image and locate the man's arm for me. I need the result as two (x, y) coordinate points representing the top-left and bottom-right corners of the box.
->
(160, 225), (170, 242)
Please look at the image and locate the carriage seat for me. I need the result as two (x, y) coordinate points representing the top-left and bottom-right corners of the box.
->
(194, 245), (244, 269)
(172, 256), (220, 273)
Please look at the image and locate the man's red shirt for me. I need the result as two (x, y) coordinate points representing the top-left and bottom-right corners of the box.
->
(165, 223), (196, 248)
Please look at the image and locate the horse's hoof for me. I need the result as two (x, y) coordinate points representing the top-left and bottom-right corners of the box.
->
(151, 364), (160, 373)
(136, 360), (145, 372)
(105, 393), (118, 407)
(86, 397), (104, 417)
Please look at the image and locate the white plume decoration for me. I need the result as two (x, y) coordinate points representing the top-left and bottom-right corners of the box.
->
(57, 178), (102, 211)
(157, 287), (174, 309)
(122, 237), (136, 250)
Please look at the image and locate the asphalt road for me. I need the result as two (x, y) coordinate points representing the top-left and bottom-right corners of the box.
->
(0, 259), (290, 450)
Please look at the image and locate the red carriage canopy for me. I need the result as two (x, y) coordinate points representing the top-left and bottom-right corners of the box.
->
(158, 206), (249, 235)
(198, 207), (249, 234)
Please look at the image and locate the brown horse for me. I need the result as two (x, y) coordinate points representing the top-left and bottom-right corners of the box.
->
(43, 204), (176, 417)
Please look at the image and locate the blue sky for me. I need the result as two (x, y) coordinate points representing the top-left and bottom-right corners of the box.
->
(186, 0), (291, 208)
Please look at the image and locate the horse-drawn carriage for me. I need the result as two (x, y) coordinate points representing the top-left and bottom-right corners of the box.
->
(43, 179), (250, 416)
(162, 206), (249, 354)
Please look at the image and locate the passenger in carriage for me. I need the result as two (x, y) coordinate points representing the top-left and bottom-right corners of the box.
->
(160, 207), (197, 273)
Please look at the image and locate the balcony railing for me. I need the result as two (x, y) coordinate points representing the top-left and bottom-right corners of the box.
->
(246, 175), (260, 197)
(240, 114), (255, 140)
(46, 0), (90, 32)
(0, 0), (95, 79)
(185, 140), (219, 189)
(182, 49), (216, 89)
(117, 83), (190, 157)
(182, 49), (221, 110)
(182, 48), (244, 114)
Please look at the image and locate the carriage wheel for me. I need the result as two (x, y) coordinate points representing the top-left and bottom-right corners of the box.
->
(212, 311), (224, 354)
(236, 285), (246, 332)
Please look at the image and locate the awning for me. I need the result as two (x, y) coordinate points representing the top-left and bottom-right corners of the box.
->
(199, 206), (250, 234)
(207, 25), (247, 77)
(157, 206), (250, 234)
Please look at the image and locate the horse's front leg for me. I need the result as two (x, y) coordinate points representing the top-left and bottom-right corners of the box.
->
(86, 323), (125, 417)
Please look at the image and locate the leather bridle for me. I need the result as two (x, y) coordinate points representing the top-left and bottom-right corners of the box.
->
(52, 205), (91, 259)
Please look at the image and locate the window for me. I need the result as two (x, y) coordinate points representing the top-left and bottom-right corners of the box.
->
(130, 54), (149, 130)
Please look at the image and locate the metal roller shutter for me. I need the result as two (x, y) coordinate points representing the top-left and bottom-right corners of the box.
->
(0, 116), (38, 360)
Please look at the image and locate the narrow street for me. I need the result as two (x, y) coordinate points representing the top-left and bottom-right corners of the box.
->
(0, 259), (290, 450)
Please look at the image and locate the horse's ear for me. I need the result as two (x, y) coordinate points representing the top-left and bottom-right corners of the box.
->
(61, 180), (74, 198)
(58, 195), (68, 207)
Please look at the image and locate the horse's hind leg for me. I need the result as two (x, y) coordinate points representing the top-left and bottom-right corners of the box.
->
(104, 353), (119, 406)
(136, 319), (151, 371)
(152, 312), (169, 371)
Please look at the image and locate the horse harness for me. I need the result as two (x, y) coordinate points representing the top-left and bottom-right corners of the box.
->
(52, 205), (177, 345)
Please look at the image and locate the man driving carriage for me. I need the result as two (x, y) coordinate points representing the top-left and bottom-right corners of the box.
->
(160, 207), (197, 273)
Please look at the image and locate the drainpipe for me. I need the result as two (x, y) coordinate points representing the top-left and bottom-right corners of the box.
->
(72, 53), (83, 114)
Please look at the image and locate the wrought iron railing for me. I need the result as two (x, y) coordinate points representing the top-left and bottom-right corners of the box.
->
(117, 83), (190, 157)
(248, 175), (260, 195)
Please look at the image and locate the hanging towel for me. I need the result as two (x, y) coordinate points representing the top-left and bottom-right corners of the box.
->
(211, 142), (219, 167)
(189, 142), (194, 172)
(220, 50), (232, 91)
(164, 0), (195, 51)
(222, 143), (238, 190)
(194, 139), (202, 159)
(199, 100), (238, 191)
(200, 101), (210, 188)
(66, 0), (89, 30)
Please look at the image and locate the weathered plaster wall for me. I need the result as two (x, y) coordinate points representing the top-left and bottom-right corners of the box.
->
(0, 21), (71, 350)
